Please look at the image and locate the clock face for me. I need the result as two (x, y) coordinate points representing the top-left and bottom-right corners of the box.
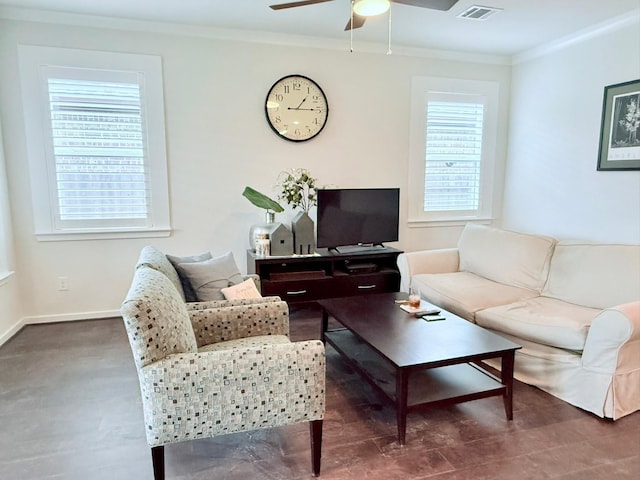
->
(265, 75), (329, 142)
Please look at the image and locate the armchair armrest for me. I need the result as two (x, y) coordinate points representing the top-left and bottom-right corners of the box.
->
(397, 248), (460, 293)
(582, 301), (640, 374)
(138, 340), (326, 447)
(186, 295), (281, 311)
(189, 299), (290, 347)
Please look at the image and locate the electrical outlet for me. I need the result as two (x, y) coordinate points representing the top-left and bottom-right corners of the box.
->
(58, 276), (69, 291)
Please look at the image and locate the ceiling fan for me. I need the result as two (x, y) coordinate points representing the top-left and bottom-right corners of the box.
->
(269, 0), (460, 31)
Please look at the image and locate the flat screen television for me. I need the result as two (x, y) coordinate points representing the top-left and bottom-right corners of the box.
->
(316, 188), (399, 253)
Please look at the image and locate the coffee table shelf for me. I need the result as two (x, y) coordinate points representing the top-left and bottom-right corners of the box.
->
(325, 329), (506, 410)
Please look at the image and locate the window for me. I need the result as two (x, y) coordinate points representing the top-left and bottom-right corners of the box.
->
(18, 46), (170, 240)
(408, 77), (499, 225)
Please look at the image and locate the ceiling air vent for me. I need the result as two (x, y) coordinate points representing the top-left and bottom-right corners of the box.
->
(457, 5), (502, 20)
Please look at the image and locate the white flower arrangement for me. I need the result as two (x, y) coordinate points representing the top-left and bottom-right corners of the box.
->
(277, 168), (318, 213)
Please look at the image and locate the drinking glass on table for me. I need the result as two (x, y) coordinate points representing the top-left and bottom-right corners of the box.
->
(408, 287), (421, 308)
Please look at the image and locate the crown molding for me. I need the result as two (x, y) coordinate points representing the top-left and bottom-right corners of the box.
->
(512, 8), (640, 65)
(0, 6), (510, 65)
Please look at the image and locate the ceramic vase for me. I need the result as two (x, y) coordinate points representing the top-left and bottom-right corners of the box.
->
(249, 211), (276, 252)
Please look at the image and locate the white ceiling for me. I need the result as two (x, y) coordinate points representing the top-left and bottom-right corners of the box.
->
(0, 0), (638, 57)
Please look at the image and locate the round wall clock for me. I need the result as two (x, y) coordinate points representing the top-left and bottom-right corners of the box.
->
(265, 74), (329, 142)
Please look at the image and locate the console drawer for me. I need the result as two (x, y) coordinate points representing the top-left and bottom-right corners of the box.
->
(332, 272), (400, 297)
(261, 277), (335, 303)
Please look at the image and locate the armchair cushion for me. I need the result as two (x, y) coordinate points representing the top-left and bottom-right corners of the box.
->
(167, 251), (212, 302)
(199, 334), (290, 352)
(176, 252), (244, 301)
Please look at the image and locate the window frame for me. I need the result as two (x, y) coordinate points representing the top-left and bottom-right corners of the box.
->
(18, 45), (171, 241)
(408, 76), (499, 226)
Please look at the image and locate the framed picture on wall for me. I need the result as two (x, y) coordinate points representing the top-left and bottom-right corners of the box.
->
(597, 79), (640, 171)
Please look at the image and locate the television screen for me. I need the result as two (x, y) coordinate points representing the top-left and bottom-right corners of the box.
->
(316, 188), (399, 250)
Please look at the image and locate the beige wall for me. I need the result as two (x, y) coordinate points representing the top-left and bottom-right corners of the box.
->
(505, 15), (640, 243)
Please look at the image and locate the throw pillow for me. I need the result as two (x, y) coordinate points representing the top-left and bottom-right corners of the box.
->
(221, 278), (262, 300)
(167, 251), (213, 302)
(176, 252), (244, 301)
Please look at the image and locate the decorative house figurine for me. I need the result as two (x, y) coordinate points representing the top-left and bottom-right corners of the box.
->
(292, 211), (315, 255)
(268, 222), (294, 256)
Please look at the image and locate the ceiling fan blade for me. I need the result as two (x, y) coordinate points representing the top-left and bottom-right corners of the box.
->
(391, 0), (459, 11)
(270, 0), (335, 10)
(344, 14), (366, 31)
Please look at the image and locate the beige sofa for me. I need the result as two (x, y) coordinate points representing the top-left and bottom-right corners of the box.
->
(397, 224), (640, 420)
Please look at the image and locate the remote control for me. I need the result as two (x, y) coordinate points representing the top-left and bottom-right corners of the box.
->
(414, 309), (441, 317)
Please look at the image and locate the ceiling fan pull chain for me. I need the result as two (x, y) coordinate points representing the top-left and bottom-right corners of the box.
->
(350, 0), (354, 53)
(387, 2), (392, 55)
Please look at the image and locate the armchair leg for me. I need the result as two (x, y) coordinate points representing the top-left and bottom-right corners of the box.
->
(151, 445), (165, 480)
(310, 420), (323, 476)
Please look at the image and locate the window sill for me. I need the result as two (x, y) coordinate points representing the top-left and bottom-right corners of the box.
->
(35, 228), (172, 242)
(0, 270), (15, 286)
(408, 217), (494, 228)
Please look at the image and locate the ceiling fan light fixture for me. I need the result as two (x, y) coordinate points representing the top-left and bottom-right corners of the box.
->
(353, 0), (390, 17)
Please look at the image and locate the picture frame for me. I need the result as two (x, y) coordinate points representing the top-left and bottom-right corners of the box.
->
(597, 79), (640, 171)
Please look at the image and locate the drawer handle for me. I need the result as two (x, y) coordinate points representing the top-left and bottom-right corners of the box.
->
(357, 284), (377, 289)
(286, 289), (308, 295)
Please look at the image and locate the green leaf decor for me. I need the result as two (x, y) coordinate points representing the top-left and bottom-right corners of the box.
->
(242, 186), (284, 213)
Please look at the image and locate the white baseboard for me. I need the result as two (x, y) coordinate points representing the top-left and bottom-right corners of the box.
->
(0, 318), (26, 347)
(0, 310), (121, 347)
(23, 309), (122, 324)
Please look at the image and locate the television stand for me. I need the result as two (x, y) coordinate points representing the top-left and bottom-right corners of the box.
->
(334, 244), (386, 254)
(247, 247), (402, 304)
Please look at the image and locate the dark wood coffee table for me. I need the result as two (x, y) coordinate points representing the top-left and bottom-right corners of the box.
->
(318, 292), (521, 445)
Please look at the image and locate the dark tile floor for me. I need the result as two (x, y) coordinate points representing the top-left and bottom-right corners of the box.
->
(1, 303), (638, 479)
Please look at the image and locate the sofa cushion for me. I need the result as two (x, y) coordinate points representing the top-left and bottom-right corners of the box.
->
(167, 251), (213, 302)
(136, 245), (185, 301)
(458, 224), (556, 292)
(411, 271), (540, 322)
(475, 297), (599, 351)
(121, 266), (197, 369)
(176, 252), (244, 301)
(542, 242), (640, 309)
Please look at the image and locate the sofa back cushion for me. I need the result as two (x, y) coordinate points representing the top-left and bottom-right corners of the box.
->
(121, 266), (197, 370)
(542, 242), (640, 309)
(458, 224), (556, 292)
(135, 245), (185, 301)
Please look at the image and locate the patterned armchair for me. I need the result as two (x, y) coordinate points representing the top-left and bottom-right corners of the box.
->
(121, 266), (326, 479)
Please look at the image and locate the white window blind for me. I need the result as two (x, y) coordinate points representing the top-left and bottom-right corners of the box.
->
(424, 100), (484, 212)
(47, 78), (149, 225)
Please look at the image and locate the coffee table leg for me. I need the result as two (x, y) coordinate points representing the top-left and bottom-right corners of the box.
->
(395, 368), (409, 445)
(501, 351), (516, 420)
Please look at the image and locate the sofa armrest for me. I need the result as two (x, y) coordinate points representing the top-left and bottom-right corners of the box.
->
(581, 301), (640, 374)
(397, 248), (460, 293)
(139, 340), (326, 446)
(189, 299), (290, 347)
